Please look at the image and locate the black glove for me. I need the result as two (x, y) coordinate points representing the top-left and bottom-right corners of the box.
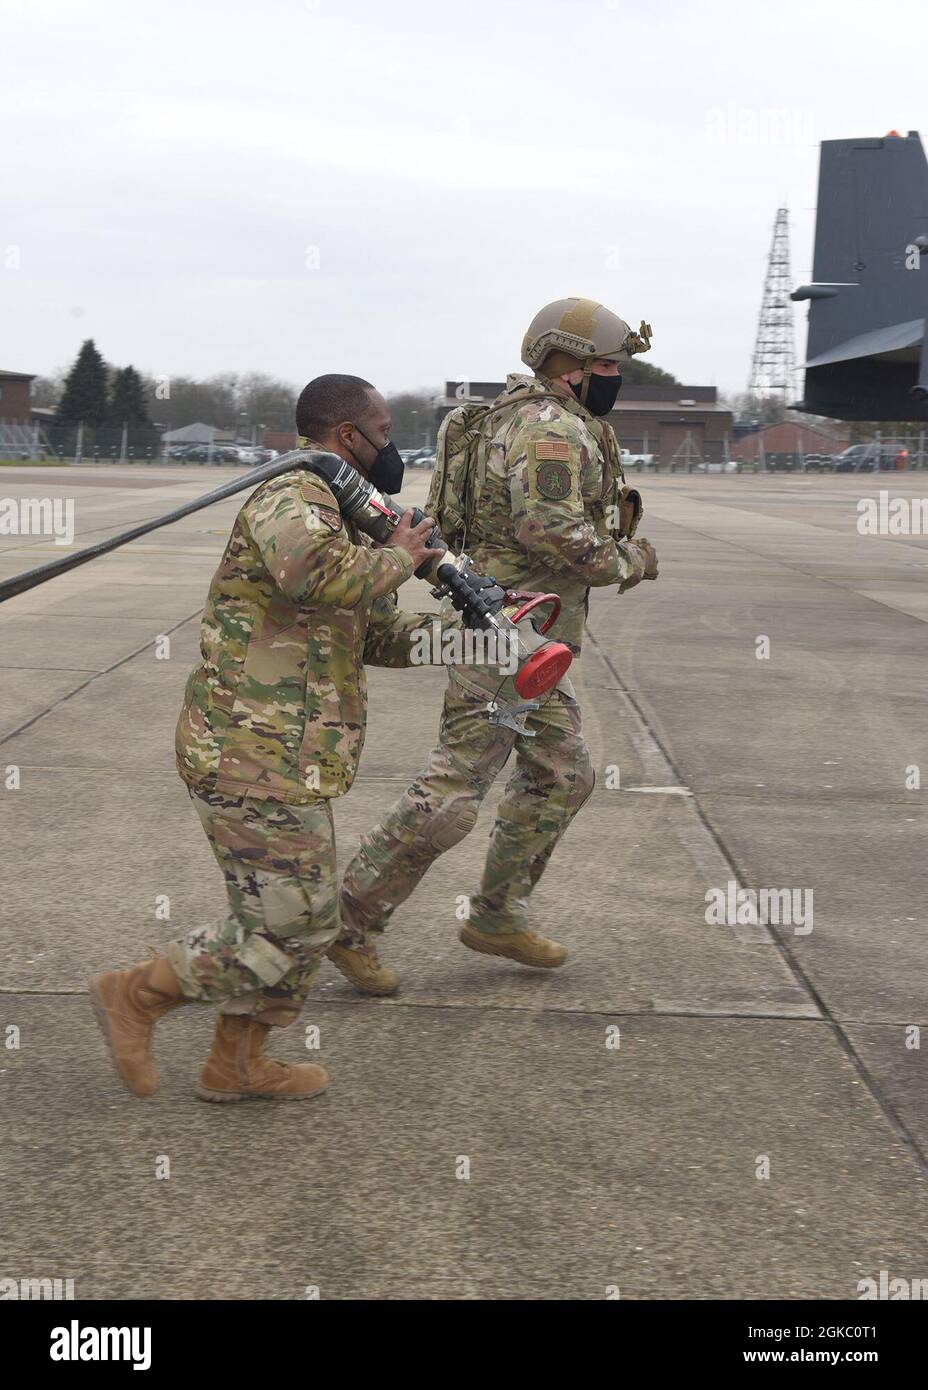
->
(436, 565), (507, 628)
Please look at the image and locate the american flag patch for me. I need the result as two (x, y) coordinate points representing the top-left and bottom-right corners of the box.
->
(534, 440), (570, 461)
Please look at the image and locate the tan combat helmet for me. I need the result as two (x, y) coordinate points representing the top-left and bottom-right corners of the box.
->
(521, 296), (652, 407)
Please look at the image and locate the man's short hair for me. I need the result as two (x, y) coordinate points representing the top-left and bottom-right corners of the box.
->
(296, 374), (375, 439)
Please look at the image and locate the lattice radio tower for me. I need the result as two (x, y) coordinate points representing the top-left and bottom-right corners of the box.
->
(749, 207), (796, 400)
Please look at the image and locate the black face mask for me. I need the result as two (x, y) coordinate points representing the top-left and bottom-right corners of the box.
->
(349, 424), (405, 494)
(571, 372), (623, 417)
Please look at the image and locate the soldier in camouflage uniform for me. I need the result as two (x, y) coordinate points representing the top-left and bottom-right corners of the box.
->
(89, 374), (444, 1102)
(337, 298), (659, 992)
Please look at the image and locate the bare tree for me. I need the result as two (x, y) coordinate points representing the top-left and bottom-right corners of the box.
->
(386, 389), (441, 448)
(235, 373), (298, 435)
(144, 373), (239, 430)
(30, 371), (66, 409)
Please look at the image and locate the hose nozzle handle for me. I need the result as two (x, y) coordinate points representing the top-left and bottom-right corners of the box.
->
(435, 562), (498, 627)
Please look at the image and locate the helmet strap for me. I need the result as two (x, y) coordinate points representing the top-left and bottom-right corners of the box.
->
(577, 361), (594, 407)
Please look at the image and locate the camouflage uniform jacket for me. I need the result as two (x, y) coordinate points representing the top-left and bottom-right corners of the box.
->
(466, 373), (644, 653)
(176, 458), (438, 804)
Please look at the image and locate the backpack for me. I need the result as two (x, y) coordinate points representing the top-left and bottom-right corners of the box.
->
(425, 402), (488, 551)
(425, 384), (565, 551)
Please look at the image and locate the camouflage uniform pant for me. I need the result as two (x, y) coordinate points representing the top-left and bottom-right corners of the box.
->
(339, 667), (595, 940)
(166, 785), (340, 1026)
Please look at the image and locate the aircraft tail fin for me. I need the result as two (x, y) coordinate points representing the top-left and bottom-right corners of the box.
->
(793, 132), (928, 420)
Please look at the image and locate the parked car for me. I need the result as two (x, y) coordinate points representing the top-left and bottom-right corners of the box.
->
(182, 445), (230, 463)
(620, 447), (658, 472)
(833, 443), (909, 472)
(834, 445), (873, 472)
(800, 453), (835, 472)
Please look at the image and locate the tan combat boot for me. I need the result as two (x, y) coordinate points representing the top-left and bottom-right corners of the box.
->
(460, 923), (568, 969)
(89, 955), (190, 1097)
(326, 940), (399, 996)
(195, 1015), (330, 1102)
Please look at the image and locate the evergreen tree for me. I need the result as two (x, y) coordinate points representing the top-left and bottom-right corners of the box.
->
(108, 365), (151, 427)
(621, 359), (679, 387)
(55, 339), (108, 426)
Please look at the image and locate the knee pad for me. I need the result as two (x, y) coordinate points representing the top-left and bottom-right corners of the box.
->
(430, 799), (479, 851)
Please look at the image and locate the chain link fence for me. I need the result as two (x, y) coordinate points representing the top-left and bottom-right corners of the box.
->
(4, 424), (928, 476)
(0, 423), (267, 466)
(616, 430), (928, 474)
(751, 433), (928, 473)
(0, 422), (164, 463)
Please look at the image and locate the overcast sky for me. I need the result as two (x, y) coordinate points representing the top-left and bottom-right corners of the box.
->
(1, 0), (922, 399)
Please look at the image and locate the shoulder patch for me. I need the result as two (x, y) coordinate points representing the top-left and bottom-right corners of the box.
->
(298, 476), (335, 502)
(314, 505), (342, 533)
(534, 440), (571, 461)
(534, 458), (574, 501)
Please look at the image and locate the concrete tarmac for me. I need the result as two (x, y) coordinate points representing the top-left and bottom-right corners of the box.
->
(1, 463), (925, 1299)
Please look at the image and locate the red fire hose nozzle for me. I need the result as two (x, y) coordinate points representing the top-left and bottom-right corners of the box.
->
(504, 592), (573, 700)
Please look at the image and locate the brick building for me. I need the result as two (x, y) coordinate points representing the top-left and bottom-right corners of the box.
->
(606, 385), (733, 463)
(731, 420), (850, 466)
(263, 430), (298, 453)
(0, 370), (35, 422)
